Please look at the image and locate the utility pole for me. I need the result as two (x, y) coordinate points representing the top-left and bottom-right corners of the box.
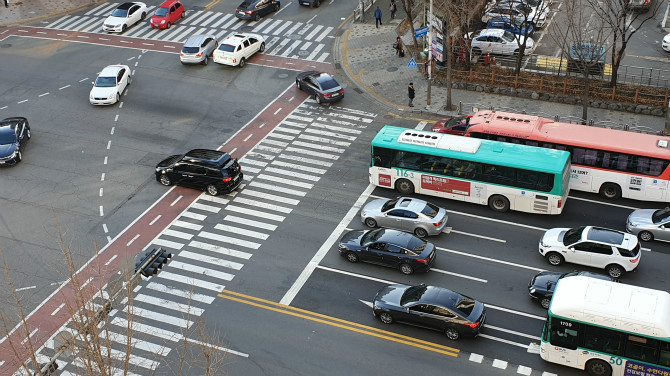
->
(426, 0), (433, 108)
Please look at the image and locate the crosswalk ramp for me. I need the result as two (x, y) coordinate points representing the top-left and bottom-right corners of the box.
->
(44, 2), (335, 62)
(23, 103), (376, 375)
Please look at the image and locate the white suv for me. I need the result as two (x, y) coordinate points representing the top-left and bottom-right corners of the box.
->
(539, 226), (641, 279)
(213, 33), (265, 67)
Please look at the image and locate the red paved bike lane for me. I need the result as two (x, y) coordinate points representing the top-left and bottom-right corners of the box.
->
(0, 25), (333, 375)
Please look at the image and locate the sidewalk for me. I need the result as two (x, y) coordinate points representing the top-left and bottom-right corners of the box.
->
(0, 0), (100, 26)
(338, 2), (668, 133)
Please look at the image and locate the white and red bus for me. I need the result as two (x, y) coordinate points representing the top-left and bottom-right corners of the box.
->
(459, 110), (670, 202)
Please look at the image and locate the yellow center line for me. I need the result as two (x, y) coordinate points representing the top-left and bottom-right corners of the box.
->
(217, 290), (460, 357)
(204, 0), (223, 11)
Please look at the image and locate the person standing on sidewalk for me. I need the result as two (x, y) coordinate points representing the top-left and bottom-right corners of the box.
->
(389, 0), (397, 19)
(374, 6), (382, 28)
(393, 36), (404, 56)
(408, 82), (415, 107)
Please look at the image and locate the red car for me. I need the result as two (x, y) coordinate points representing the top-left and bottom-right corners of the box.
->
(151, 0), (185, 29)
(431, 115), (472, 135)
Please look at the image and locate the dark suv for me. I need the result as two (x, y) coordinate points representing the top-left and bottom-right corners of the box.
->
(155, 149), (243, 196)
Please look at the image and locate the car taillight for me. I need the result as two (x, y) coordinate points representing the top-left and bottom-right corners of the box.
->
(339, 89), (344, 94)
(466, 321), (481, 328)
(416, 257), (429, 264)
(433, 222), (442, 227)
(180, 52), (184, 56)
(630, 256), (640, 263)
(196, 51), (203, 57)
(245, 10), (254, 14)
(222, 177), (233, 183)
(323, 93), (331, 98)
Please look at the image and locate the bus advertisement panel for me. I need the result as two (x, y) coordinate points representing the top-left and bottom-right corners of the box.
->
(462, 110), (670, 202)
(370, 126), (571, 214)
(540, 276), (670, 376)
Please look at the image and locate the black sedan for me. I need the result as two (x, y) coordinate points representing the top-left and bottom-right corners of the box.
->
(295, 71), (344, 104)
(235, 0), (280, 21)
(338, 229), (435, 274)
(299, 0), (321, 7)
(373, 284), (486, 340)
(528, 271), (611, 308)
(0, 117), (31, 166)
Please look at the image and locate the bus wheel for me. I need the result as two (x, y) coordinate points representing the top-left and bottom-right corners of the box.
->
(599, 183), (621, 200)
(395, 179), (415, 195)
(488, 195), (510, 212)
(585, 359), (612, 376)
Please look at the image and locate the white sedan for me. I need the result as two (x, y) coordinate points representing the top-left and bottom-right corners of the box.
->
(663, 34), (670, 52)
(213, 33), (265, 67)
(90, 65), (132, 105)
(468, 28), (534, 56)
(103, 2), (148, 33)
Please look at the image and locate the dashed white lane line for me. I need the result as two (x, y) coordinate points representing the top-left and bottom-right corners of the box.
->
(273, 108), (282, 115)
(103, 156), (108, 164)
(20, 329), (38, 345)
(517, 365), (532, 375)
(50, 303), (65, 316)
(431, 268), (488, 283)
(149, 215), (162, 225)
(126, 234), (140, 246)
(110, 126), (115, 135)
(17, 99), (28, 104)
(99, 206), (104, 216)
(102, 223), (108, 233)
(484, 324), (541, 340)
(104, 254), (117, 266)
(469, 353), (484, 363)
(107, 140), (111, 149)
(99, 188), (103, 197)
(171, 196), (183, 206)
(79, 77), (89, 82)
(38, 92), (49, 97)
(101, 173), (105, 181)
(492, 359), (508, 369)
(59, 84), (70, 90)
(480, 334), (530, 349)
(449, 229), (506, 243)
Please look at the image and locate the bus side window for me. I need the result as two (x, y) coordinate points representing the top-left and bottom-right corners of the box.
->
(659, 342), (670, 366)
(550, 322), (579, 350)
(624, 335), (659, 363)
(584, 326), (624, 356)
(372, 147), (394, 168)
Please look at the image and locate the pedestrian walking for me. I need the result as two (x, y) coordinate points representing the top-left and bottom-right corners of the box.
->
(389, 0), (397, 19)
(408, 82), (415, 107)
(374, 6), (382, 28)
(393, 36), (405, 57)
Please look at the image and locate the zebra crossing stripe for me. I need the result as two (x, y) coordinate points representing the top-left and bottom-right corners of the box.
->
(286, 114), (313, 122)
(240, 188), (301, 205)
(277, 154), (333, 167)
(226, 205), (286, 222)
(285, 146), (339, 160)
(184, 10), (203, 24)
(275, 125), (302, 134)
(195, 11), (218, 27)
(252, 17), (273, 32)
(267, 132), (296, 141)
(153, 238), (185, 250)
(57, 16), (83, 30)
(69, 358), (141, 376)
(310, 121), (363, 134)
(316, 52), (329, 62)
(303, 128), (357, 140)
(99, 330), (171, 356)
(167, 260), (235, 280)
(199, 195), (230, 205)
(248, 181), (307, 197)
(111, 317), (184, 341)
(292, 140), (345, 153)
(270, 160), (326, 174)
(243, 166), (262, 174)
(85, 2), (114, 15)
(255, 173), (314, 189)
(179, 250), (245, 270)
(261, 138), (289, 147)
(314, 26), (333, 42)
(100, 342), (161, 369)
(199, 230), (262, 249)
(281, 120), (307, 128)
(65, 16), (94, 31)
(163, 229), (195, 240)
(181, 211), (207, 221)
(133, 293), (205, 316)
(305, 24), (323, 40)
(220, 15), (239, 29)
(281, 39), (302, 57)
(223, 215), (278, 231)
(214, 223), (270, 240)
(210, 13), (233, 28)
(265, 167), (320, 182)
(269, 38), (291, 54)
(188, 240), (254, 259)
(272, 19), (293, 35)
(190, 202), (221, 213)
(157, 271), (225, 292)
(45, 16), (69, 28)
(284, 22), (302, 36)
(146, 282), (215, 304)
(173, 220), (204, 231)
(81, 19), (104, 33)
(260, 19), (283, 34)
(298, 134), (352, 147)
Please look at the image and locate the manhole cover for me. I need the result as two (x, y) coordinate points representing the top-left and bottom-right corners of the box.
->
(240, 25), (254, 32)
(298, 50), (309, 56)
(233, 109), (251, 118)
(0, 44), (11, 48)
(278, 73), (289, 79)
(383, 114), (395, 120)
(286, 34), (301, 40)
(387, 67), (398, 72)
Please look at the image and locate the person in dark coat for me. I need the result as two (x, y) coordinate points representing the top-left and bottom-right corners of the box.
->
(374, 6), (382, 28)
(408, 82), (415, 107)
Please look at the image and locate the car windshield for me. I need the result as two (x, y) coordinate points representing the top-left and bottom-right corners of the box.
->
(381, 197), (399, 212)
(407, 237), (427, 252)
(421, 203), (439, 218)
(317, 77), (339, 90)
(182, 47), (199, 53)
(400, 285), (427, 305)
(563, 227), (585, 246)
(652, 208), (670, 224)
(111, 8), (129, 17)
(0, 129), (17, 144)
(455, 296), (476, 316)
(95, 76), (117, 87)
(219, 44), (237, 52)
(155, 7), (169, 16)
(618, 244), (640, 257)
(361, 229), (385, 246)
(502, 31), (517, 42)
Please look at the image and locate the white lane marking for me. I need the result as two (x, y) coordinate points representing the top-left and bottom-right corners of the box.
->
(149, 215), (161, 225)
(415, 121), (428, 130)
(480, 333), (529, 349)
(568, 195), (639, 210)
(518, 365), (532, 375)
(38, 92), (49, 97)
(104, 254), (117, 266)
(486, 304), (545, 320)
(17, 99), (28, 104)
(437, 247), (545, 273)
(146, 282), (215, 304)
(101, 173), (105, 181)
(99, 188), (103, 197)
(102, 223), (108, 233)
(440, 210), (547, 232)
(106, 140), (111, 149)
(226, 205), (286, 222)
(484, 324), (541, 340)
(163, 229), (194, 240)
(469, 353), (484, 363)
(99, 205), (104, 216)
(156, 271), (224, 292)
(167, 260), (234, 281)
(199, 195), (229, 205)
(171, 196), (182, 206)
(130, 294), (205, 316)
(281, 184), (376, 305)
(15, 286), (36, 292)
(179, 250), (244, 271)
(449, 229), (506, 243)
(492, 359), (509, 369)
(318, 266), (397, 285)
(99, 331), (170, 356)
(188, 240), (253, 260)
(233, 197), (292, 213)
(50, 303), (65, 316)
(59, 84), (70, 90)
(199, 231), (261, 249)
(214, 224), (269, 240)
(248, 181), (307, 196)
(431, 268), (488, 283)
(180, 211), (207, 221)
(111, 317), (183, 341)
(172, 220), (202, 231)
(20, 329), (39, 345)
(223, 215), (277, 231)
(190, 202), (221, 213)
(126, 234), (140, 246)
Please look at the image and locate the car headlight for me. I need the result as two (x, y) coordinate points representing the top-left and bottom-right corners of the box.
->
(530, 288), (536, 294)
(108, 93), (115, 99)
(339, 244), (348, 251)
(8, 151), (17, 159)
(161, 20), (166, 24)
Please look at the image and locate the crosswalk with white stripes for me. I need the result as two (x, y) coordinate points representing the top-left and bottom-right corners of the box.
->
(23, 102), (376, 375)
(44, 2), (335, 62)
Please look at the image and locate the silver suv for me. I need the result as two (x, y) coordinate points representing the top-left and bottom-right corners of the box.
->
(180, 34), (218, 65)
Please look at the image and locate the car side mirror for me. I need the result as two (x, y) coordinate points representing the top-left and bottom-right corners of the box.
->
(91, 82), (95, 85)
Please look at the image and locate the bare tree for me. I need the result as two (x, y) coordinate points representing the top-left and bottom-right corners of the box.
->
(586, 0), (663, 87)
(401, 0), (420, 50)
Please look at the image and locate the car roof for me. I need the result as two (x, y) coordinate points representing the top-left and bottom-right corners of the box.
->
(183, 149), (231, 166)
(222, 33), (259, 44)
(99, 65), (127, 76)
(376, 229), (419, 247)
(0, 117), (27, 127)
(315, 73), (336, 83)
(159, 0), (180, 6)
(584, 226), (626, 245)
(184, 34), (216, 46)
(117, 2), (137, 9)
(478, 29), (506, 37)
(420, 286), (464, 308)
(394, 197), (428, 212)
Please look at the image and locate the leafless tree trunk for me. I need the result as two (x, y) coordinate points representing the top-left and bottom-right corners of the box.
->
(401, 0), (420, 49)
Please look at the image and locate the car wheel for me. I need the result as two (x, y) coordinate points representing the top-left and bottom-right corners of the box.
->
(115, 93), (120, 103)
(585, 359), (612, 376)
(26, 129), (31, 139)
(181, 11), (185, 18)
(414, 227), (428, 238)
(315, 95), (322, 104)
(159, 175), (171, 186)
(259, 42), (265, 52)
(202, 56), (208, 65)
(540, 297), (551, 309)
(488, 195), (510, 212)
(379, 312), (393, 324)
(141, 12), (146, 20)
(400, 263), (414, 275)
(254, 14), (261, 21)
(274, 3), (280, 11)
(239, 57), (246, 67)
(166, 22), (171, 29)
(445, 328), (461, 341)
(599, 183), (622, 200)
(345, 252), (359, 263)
(17, 151), (22, 162)
(206, 184), (219, 196)
(638, 231), (653, 242)
(127, 75), (132, 85)
(395, 179), (415, 195)
(122, 24), (127, 33)
(606, 264), (624, 279)
(364, 218), (377, 228)
(296, 80), (302, 89)
(546, 252), (564, 266)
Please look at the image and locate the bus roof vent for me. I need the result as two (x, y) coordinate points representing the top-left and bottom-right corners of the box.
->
(658, 139), (669, 148)
(398, 130), (481, 153)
